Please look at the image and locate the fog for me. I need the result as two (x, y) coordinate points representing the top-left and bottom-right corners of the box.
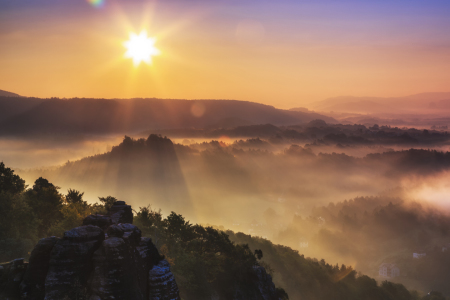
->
(4, 126), (450, 295)
(6, 132), (450, 224)
(0, 135), (123, 169)
(10, 137), (415, 218)
(402, 172), (450, 210)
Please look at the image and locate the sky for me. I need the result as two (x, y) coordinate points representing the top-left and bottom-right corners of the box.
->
(1, 0), (450, 108)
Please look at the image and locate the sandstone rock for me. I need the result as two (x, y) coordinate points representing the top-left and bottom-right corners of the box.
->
(88, 224), (145, 300)
(88, 237), (143, 300)
(83, 215), (112, 231)
(83, 200), (133, 233)
(20, 236), (59, 300)
(63, 225), (105, 242)
(119, 223), (142, 244)
(136, 237), (163, 298)
(137, 237), (162, 272)
(108, 201), (133, 224)
(106, 224), (125, 238)
(4, 202), (182, 300)
(148, 259), (181, 300)
(0, 258), (28, 299)
(44, 225), (104, 300)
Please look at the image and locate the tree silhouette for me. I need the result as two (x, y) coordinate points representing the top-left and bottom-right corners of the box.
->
(25, 177), (64, 236)
(66, 189), (85, 204)
(254, 249), (263, 260)
(98, 195), (117, 211)
(0, 162), (26, 195)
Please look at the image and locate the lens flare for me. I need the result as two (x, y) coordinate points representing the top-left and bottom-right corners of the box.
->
(191, 102), (206, 117)
(87, 0), (104, 8)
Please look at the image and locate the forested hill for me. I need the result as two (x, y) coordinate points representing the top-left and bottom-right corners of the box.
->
(0, 90), (21, 97)
(227, 231), (426, 300)
(0, 97), (336, 135)
(0, 161), (444, 299)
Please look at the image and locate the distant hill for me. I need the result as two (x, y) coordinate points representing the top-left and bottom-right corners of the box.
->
(0, 89), (21, 97)
(309, 92), (450, 115)
(0, 96), (44, 121)
(207, 117), (254, 129)
(0, 97), (337, 135)
(289, 107), (311, 113)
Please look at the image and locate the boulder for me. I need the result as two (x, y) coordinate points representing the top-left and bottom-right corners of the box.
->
(119, 223), (142, 244)
(107, 223), (141, 244)
(108, 201), (133, 224)
(83, 215), (112, 231)
(106, 224), (125, 238)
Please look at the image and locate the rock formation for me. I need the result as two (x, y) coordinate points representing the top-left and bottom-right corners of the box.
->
(0, 258), (28, 299)
(44, 225), (105, 299)
(107, 201), (133, 225)
(20, 236), (59, 300)
(252, 266), (280, 300)
(0, 201), (180, 300)
(148, 260), (180, 300)
(82, 215), (111, 231)
(1, 201), (283, 300)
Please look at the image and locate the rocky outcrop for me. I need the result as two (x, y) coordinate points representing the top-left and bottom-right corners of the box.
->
(1, 201), (180, 300)
(44, 225), (105, 300)
(20, 236), (59, 300)
(108, 201), (133, 224)
(148, 259), (180, 300)
(252, 266), (281, 300)
(89, 236), (143, 299)
(89, 224), (144, 300)
(137, 237), (162, 297)
(83, 201), (132, 230)
(0, 258), (28, 299)
(82, 215), (112, 230)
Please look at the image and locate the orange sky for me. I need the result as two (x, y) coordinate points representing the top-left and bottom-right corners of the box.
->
(1, 0), (450, 109)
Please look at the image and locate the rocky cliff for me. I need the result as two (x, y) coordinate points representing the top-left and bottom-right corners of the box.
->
(0, 201), (180, 300)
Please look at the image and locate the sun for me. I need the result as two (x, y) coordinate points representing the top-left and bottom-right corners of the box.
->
(124, 30), (160, 66)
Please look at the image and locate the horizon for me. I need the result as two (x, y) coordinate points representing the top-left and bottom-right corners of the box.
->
(3, 88), (450, 110)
